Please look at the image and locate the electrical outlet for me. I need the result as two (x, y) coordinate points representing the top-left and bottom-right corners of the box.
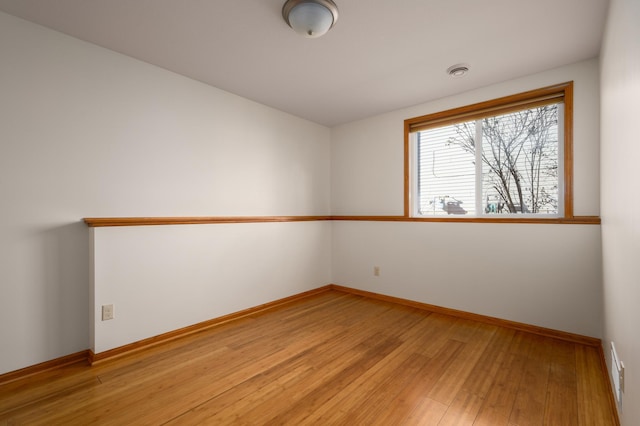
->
(102, 304), (114, 321)
(373, 266), (380, 276)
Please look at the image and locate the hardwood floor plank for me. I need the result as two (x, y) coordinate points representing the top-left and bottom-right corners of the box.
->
(358, 352), (435, 424)
(458, 326), (516, 398)
(0, 291), (618, 425)
(5, 299), (355, 425)
(415, 313), (460, 358)
(343, 339), (463, 425)
(0, 374), (100, 421)
(0, 361), (95, 415)
(474, 330), (556, 425)
(576, 345), (618, 426)
(289, 313), (460, 424)
(438, 390), (485, 426)
(508, 335), (553, 426)
(543, 340), (579, 426)
(427, 321), (496, 406)
(236, 334), (405, 425)
(163, 298), (424, 425)
(365, 340), (463, 425)
(231, 305), (427, 424)
(399, 397), (448, 425)
(437, 327), (516, 425)
(168, 314), (413, 424)
(472, 353), (527, 425)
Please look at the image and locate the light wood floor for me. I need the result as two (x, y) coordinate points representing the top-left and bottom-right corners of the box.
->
(0, 290), (618, 425)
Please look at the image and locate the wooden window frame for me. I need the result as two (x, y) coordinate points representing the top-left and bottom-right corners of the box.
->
(403, 82), (582, 223)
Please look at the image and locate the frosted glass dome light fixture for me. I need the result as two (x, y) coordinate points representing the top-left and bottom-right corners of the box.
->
(282, 0), (339, 38)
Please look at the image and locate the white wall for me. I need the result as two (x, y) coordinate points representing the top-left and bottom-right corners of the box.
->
(332, 221), (602, 337)
(91, 222), (331, 354)
(0, 12), (330, 374)
(331, 59), (600, 216)
(331, 60), (603, 337)
(600, 0), (640, 423)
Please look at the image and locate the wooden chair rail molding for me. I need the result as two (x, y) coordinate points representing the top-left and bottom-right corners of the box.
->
(83, 215), (600, 227)
(83, 216), (333, 227)
(330, 215), (601, 224)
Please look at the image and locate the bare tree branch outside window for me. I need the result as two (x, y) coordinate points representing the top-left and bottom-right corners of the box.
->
(446, 105), (559, 214)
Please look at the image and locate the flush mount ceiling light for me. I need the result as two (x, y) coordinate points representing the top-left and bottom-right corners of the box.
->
(447, 64), (470, 78)
(282, 0), (339, 38)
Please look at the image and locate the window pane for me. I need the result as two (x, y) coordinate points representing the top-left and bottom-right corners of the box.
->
(417, 123), (476, 216)
(407, 83), (571, 220)
(481, 105), (559, 215)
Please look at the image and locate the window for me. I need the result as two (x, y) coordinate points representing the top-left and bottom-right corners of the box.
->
(404, 82), (573, 220)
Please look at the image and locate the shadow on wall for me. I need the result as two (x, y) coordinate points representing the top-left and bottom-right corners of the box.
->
(38, 221), (90, 356)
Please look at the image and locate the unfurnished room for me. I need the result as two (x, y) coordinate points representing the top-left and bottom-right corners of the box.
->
(0, 0), (638, 424)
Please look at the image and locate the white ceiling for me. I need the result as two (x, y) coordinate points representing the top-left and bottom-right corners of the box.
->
(0, 0), (609, 127)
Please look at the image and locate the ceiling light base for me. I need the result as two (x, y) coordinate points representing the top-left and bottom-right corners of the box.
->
(447, 64), (470, 78)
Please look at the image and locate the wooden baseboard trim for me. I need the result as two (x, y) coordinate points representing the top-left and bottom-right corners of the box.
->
(329, 284), (601, 347)
(89, 285), (333, 364)
(0, 350), (90, 385)
(597, 343), (622, 425)
(3, 283), (603, 385)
